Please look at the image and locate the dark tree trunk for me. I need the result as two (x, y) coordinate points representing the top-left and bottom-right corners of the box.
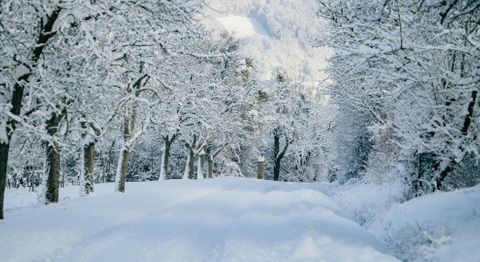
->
(44, 110), (66, 204)
(272, 128), (289, 181)
(185, 135), (197, 179)
(188, 149), (196, 179)
(273, 131), (281, 181)
(205, 145), (224, 179)
(162, 137), (171, 179)
(83, 142), (95, 194)
(160, 135), (176, 180)
(0, 142), (9, 219)
(273, 159), (281, 181)
(116, 147), (130, 193)
(45, 142), (61, 203)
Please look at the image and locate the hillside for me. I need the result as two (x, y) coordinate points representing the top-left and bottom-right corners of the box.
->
(200, 0), (331, 83)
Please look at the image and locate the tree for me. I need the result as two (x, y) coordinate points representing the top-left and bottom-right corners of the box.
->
(1, 0), (69, 217)
(317, 0), (480, 194)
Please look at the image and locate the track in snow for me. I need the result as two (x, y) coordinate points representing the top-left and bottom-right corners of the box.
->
(0, 178), (398, 262)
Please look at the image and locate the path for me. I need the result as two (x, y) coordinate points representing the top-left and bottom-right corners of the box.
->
(0, 178), (398, 262)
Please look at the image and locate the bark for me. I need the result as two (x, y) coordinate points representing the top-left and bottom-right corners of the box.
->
(273, 131), (280, 181)
(188, 150), (196, 179)
(159, 135), (176, 180)
(185, 136), (197, 179)
(45, 142), (61, 203)
(208, 155), (213, 179)
(83, 142), (95, 194)
(183, 154), (191, 179)
(197, 153), (204, 179)
(205, 145), (226, 179)
(44, 110), (65, 204)
(115, 114), (134, 192)
(0, 142), (9, 219)
(273, 128), (289, 181)
(116, 147), (130, 193)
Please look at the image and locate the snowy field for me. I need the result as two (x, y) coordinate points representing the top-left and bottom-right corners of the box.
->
(1, 178), (398, 262)
(2, 178), (479, 262)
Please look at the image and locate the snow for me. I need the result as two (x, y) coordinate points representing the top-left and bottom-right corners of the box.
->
(1, 178), (398, 262)
(216, 15), (270, 39)
(4, 178), (478, 261)
(329, 181), (480, 262)
(201, 0), (332, 83)
(370, 186), (480, 262)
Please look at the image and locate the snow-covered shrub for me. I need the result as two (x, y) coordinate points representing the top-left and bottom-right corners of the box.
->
(384, 223), (452, 261)
(332, 179), (407, 226)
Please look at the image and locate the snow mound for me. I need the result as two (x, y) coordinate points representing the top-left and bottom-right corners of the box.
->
(370, 185), (480, 262)
(1, 178), (398, 262)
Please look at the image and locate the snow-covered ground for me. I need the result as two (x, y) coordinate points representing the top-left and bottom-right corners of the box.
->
(1, 178), (397, 262)
(329, 182), (480, 262)
(2, 178), (479, 262)
(371, 186), (480, 262)
(200, 0), (331, 84)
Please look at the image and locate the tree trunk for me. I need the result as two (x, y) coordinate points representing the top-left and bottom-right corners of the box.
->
(208, 155), (213, 179)
(115, 146), (130, 193)
(159, 135), (174, 180)
(83, 141), (95, 194)
(44, 110), (65, 204)
(185, 137), (197, 179)
(0, 142), (9, 219)
(189, 154), (196, 180)
(183, 154), (191, 179)
(45, 142), (61, 203)
(273, 128), (289, 181)
(273, 131), (280, 181)
(273, 158), (281, 181)
(197, 154), (204, 179)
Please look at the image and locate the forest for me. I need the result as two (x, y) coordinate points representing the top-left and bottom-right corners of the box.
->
(0, 0), (479, 261)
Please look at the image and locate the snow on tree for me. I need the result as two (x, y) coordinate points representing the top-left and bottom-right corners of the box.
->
(318, 0), (479, 194)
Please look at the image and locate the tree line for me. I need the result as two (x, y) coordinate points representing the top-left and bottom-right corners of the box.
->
(318, 0), (479, 196)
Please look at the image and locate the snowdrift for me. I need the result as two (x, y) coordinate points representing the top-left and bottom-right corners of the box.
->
(371, 185), (480, 262)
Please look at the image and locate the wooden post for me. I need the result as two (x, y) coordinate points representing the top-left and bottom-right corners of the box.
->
(257, 156), (265, 179)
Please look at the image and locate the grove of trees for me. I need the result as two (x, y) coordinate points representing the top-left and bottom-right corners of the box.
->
(318, 0), (479, 196)
(0, 0), (330, 219)
(1, 0), (478, 220)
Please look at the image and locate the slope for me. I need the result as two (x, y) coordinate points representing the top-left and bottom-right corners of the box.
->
(200, 0), (331, 83)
